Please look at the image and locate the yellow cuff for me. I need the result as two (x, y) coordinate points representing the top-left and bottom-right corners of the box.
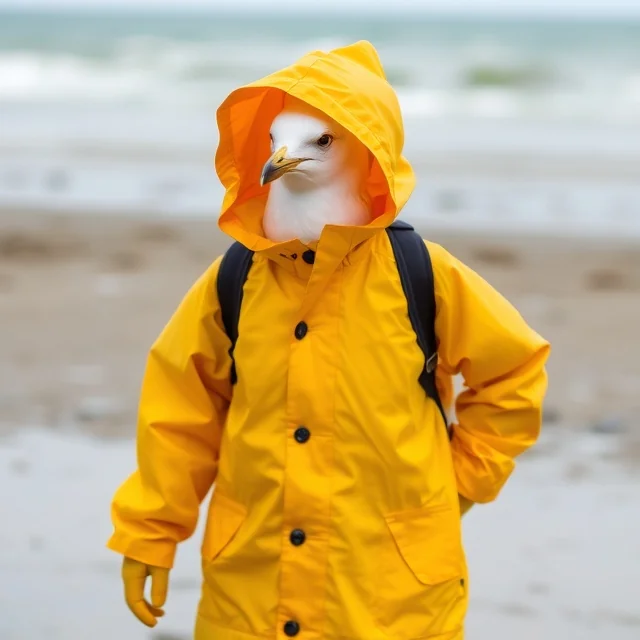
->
(107, 531), (176, 569)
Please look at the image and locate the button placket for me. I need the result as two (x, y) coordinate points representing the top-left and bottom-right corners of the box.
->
(278, 266), (340, 638)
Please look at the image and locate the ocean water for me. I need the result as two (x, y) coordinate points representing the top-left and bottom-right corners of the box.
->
(1, 9), (640, 235)
(2, 11), (640, 121)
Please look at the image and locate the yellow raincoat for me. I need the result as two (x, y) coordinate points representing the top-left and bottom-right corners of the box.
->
(108, 41), (550, 640)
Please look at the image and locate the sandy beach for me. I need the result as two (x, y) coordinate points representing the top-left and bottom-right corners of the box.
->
(1, 207), (639, 640)
(2, 208), (640, 442)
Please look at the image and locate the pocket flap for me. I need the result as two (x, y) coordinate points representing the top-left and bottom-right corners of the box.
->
(201, 490), (247, 562)
(385, 503), (464, 585)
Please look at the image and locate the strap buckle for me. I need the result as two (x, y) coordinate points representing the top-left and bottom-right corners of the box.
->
(426, 352), (438, 374)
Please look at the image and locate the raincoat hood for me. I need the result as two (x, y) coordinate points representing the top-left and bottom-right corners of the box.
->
(215, 40), (415, 252)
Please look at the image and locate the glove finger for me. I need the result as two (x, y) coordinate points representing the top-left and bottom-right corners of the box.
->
(123, 570), (146, 605)
(150, 567), (169, 608)
(148, 605), (165, 618)
(127, 598), (159, 628)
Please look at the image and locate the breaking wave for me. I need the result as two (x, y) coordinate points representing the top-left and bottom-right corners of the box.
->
(1, 11), (639, 236)
(1, 30), (640, 124)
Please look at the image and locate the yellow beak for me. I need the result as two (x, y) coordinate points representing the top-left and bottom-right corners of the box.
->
(260, 146), (310, 186)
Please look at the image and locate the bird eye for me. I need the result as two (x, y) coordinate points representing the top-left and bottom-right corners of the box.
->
(316, 134), (333, 148)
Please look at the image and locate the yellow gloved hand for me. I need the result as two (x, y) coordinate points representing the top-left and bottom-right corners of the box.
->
(459, 494), (475, 516)
(122, 556), (170, 627)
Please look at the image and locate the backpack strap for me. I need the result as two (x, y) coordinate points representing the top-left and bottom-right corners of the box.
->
(217, 242), (255, 384)
(386, 220), (449, 431)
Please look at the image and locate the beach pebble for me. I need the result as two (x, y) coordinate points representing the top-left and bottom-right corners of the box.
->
(586, 268), (629, 292)
(589, 417), (627, 436)
(74, 395), (125, 425)
(542, 406), (562, 425)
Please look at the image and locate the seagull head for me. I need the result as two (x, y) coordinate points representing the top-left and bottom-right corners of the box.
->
(260, 98), (368, 190)
(260, 95), (372, 243)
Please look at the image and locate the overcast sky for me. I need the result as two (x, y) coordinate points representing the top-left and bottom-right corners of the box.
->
(2, 0), (640, 16)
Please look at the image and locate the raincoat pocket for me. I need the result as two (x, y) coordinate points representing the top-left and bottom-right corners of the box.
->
(385, 502), (464, 585)
(201, 490), (247, 564)
(375, 502), (467, 636)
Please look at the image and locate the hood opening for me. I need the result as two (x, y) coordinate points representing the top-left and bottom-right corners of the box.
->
(215, 41), (416, 250)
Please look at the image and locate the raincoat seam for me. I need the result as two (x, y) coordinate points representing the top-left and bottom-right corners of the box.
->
(370, 238), (399, 265)
(369, 237), (405, 294)
(281, 57), (323, 102)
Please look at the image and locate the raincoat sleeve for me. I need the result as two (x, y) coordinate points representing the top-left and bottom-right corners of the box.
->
(427, 242), (550, 504)
(107, 257), (232, 568)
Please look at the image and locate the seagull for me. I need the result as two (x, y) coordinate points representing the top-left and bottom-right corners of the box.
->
(261, 96), (371, 244)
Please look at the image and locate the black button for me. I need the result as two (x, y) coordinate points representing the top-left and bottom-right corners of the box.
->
(294, 321), (308, 340)
(290, 529), (306, 546)
(302, 250), (315, 265)
(284, 621), (300, 637)
(294, 427), (310, 443)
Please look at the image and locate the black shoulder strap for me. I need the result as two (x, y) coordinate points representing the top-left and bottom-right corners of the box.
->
(386, 220), (448, 431)
(217, 241), (254, 384)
